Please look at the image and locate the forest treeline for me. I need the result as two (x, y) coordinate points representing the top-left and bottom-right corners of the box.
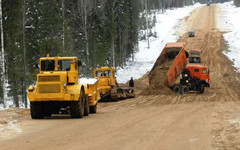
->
(0, 0), (232, 107)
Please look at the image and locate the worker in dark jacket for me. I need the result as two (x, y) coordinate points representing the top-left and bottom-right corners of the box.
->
(129, 77), (134, 87)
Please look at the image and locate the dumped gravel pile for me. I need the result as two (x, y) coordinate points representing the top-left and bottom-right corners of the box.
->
(141, 54), (175, 95)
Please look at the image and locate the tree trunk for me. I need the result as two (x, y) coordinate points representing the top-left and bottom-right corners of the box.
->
(145, 0), (150, 49)
(112, 36), (115, 68)
(84, 0), (89, 61)
(62, 0), (65, 53)
(0, 0), (7, 108)
(13, 78), (19, 107)
(22, 0), (28, 108)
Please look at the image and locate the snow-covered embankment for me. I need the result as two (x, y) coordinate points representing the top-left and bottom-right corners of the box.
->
(218, 2), (240, 72)
(116, 3), (203, 83)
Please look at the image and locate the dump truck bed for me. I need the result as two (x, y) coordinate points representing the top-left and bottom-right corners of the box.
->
(79, 78), (100, 106)
(149, 42), (188, 88)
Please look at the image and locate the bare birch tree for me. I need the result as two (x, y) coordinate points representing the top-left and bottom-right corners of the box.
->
(0, 0), (7, 108)
(22, 0), (28, 108)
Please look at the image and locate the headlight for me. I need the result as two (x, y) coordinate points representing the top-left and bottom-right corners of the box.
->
(28, 85), (35, 92)
(186, 80), (189, 83)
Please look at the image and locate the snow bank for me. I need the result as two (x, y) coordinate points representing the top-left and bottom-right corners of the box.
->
(116, 3), (203, 83)
(79, 78), (98, 85)
(217, 2), (240, 72)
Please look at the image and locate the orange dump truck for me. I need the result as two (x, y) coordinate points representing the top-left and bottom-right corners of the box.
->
(161, 42), (210, 94)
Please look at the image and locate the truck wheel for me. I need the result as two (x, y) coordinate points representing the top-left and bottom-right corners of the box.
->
(30, 102), (44, 119)
(70, 90), (84, 118)
(173, 85), (181, 94)
(43, 102), (52, 117)
(181, 85), (189, 94)
(90, 104), (97, 114)
(84, 96), (89, 116)
(198, 84), (205, 94)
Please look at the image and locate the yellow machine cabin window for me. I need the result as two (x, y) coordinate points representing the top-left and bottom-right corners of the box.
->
(104, 70), (111, 76)
(41, 60), (55, 71)
(59, 60), (72, 71)
(96, 71), (102, 77)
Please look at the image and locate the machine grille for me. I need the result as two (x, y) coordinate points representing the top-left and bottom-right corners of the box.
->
(39, 76), (60, 82)
(38, 84), (60, 93)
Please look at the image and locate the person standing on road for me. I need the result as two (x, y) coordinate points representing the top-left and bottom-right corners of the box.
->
(129, 77), (134, 87)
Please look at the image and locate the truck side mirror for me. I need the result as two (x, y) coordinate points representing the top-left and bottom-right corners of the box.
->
(78, 60), (82, 66)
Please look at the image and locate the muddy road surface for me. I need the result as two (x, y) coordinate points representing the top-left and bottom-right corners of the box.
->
(1, 4), (240, 150)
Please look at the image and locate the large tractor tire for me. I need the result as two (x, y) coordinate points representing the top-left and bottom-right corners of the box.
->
(43, 102), (52, 117)
(30, 102), (44, 119)
(84, 95), (89, 116)
(70, 90), (84, 118)
(173, 85), (181, 94)
(90, 104), (97, 114)
(198, 84), (205, 94)
(181, 85), (189, 94)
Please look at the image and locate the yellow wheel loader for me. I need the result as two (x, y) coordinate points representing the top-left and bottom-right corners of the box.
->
(28, 55), (100, 119)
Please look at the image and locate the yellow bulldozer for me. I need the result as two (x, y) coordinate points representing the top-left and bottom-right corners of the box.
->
(28, 55), (100, 119)
(93, 67), (135, 101)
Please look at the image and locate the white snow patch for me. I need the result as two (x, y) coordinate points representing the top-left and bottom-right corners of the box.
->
(79, 78), (98, 85)
(116, 3), (203, 83)
(217, 2), (240, 72)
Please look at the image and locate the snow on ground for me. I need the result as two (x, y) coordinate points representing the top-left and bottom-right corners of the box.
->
(79, 78), (98, 85)
(116, 3), (203, 83)
(217, 1), (240, 73)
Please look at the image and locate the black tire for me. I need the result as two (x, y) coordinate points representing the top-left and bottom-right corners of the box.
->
(198, 84), (205, 94)
(173, 85), (181, 94)
(90, 104), (97, 114)
(84, 95), (89, 116)
(181, 85), (189, 94)
(70, 90), (84, 118)
(43, 102), (52, 117)
(30, 102), (44, 119)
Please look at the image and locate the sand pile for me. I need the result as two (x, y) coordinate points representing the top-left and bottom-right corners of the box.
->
(141, 54), (175, 95)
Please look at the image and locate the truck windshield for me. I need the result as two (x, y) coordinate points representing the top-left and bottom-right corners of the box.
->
(202, 69), (207, 74)
(189, 57), (201, 63)
(96, 71), (102, 77)
(41, 59), (74, 71)
(41, 60), (55, 71)
(59, 60), (72, 71)
(104, 70), (111, 76)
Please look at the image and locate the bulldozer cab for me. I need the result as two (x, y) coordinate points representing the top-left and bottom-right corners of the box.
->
(93, 67), (117, 87)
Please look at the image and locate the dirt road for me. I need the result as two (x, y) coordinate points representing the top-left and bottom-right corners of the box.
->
(1, 4), (240, 150)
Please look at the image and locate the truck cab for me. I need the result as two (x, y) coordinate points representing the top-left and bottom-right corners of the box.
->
(93, 67), (134, 101)
(28, 55), (93, 119)
(189, 49), (202, 64)
(180, 64), (210, 94)
(93, 67), (117, 97)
